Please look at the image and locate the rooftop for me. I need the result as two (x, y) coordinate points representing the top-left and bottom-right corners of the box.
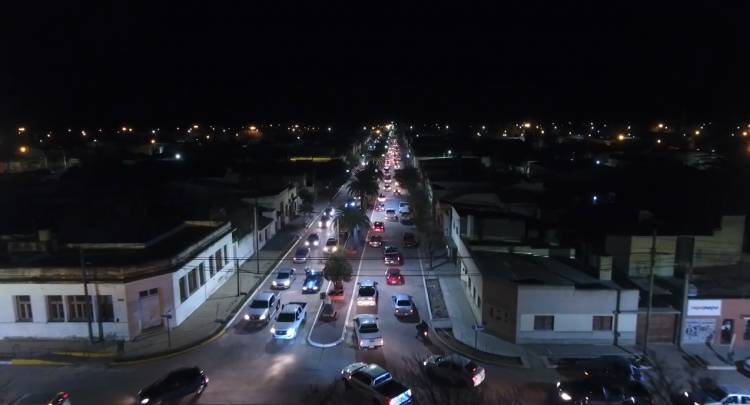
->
(470, 250), (620, 289)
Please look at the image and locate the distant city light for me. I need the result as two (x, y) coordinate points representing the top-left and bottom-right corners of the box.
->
(481, 125), (486, 130)
(151, 129), (157, 134)
(121, 126), (127, 132)
(327, 127), (332, 132)
(150, 139), (156, 144)
(523, 122), (531, 128)
(694, 130), (700, 136)
(657, 139), (662, 144)
(592, 195), (598, 203)
(249, 126), (257, 131)
(18, 146), (28, 153)
(175, 153), (182, 160)
(595, 160), (601, 165)
(617, 134), (625, 141)
(657, 123), (664, 129)
(193, 124), (199, 129)
(447, 149), (452, 155)
(17, 127), (26, 133)
(363, 126), (367, 130)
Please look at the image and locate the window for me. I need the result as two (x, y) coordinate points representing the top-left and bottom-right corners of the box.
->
(67, 296), (92, 322)
(534, 315), (554, 331)
(198, 263), (206, 286)
(223, 245), (228, 265)
(47, 295), (65, 322)
(98, 295), (114, 322)
(15, 296), (33, 322)
(188, 268), (198, 293)
(179, 276), (188, 302)
(209, 258), (215, 277)
(214, 249), (223, 272)
(259, 231), (264, 242)
(593, 315), (613, 331)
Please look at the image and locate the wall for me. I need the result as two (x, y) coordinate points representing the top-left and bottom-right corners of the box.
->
(605, 235), (676, 277)
(482, 278), (518, 342)
(693, 215), (745, 268)
(171, 230), (235, 325)
(0, 283), (129, 340)
(516, 285), (638, 344)
(683, 298), (750, 349)
(124, 272), (174, 339)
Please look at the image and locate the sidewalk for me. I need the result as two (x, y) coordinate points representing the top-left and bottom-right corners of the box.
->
(682, 343), (750, 370)
(422, 248), (535, 366)
(0, 199), (333, 364)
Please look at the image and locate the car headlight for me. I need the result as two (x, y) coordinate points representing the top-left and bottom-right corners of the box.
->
(305, 241), (310, 246)
(314, 241), (319, 246)
(270, 326), (276, 334)
(332, 246), (337, 252)
(283, 279), (290, 285)
(560, 392), (572, 401)
(243, 314), (250, 321)
(423, 361), (428, 366)
(259, 313), (267, 320)
(318, 221), (323, 226)
(141, 398), (150, 404)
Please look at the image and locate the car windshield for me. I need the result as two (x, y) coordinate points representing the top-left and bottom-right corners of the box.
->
(277, 313), (296, 322)
(385, 247), (398, 254)
(388, 269), (400, 275)
(359, 286), (376, 296)
(404, 234), (414, 240)
(276, 272), (290, 279)
(386, 210), (395, 214)
(296, 249), (307, 256)
(327, 239), (337, 245)
(359, 324), (379, 333)
(250, 299), (269, 308)
(396, 299), (411, 307)
(308, 234), (318, 240)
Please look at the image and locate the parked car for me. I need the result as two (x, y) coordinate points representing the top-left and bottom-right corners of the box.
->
(398, 202), (410, 214)
(423, 354), (486, 387)
(305, 233), (320, 247)
(302, 271), (323, 293)
(385, 268), (404, 285)
(575, 356), (643, 382)
(293, 247), (310, 263)
(402, 232), (418, 248)
(383, 246), (403, 266)
(391, 293), (415, 317)
(270, 302), (307, 339)
(356, 280), (379, 306)
(368, 235), (383, 247)
(321, 300), (338, 321)
(341, 363), (412, 405)
(353, 314), (384, 350)
(323, 237), (339, 253)
(373, 221), (385, 233)
(244, 291), (281, 324)
(138, 367), (209, 405)
(554, 379), (653, 404)
(272, 268), (296, 289)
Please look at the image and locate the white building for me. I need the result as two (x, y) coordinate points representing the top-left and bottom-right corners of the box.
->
(0, 221), (240, 341)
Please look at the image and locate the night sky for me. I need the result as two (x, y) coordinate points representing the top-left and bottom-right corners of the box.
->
(3, 1), (749, 128)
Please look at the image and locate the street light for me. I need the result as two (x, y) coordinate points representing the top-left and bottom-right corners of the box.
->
(17, 127), (26, 133)
(18, 146), (28, 153)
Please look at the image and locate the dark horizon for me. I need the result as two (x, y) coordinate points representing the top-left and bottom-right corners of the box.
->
(3, 2), (750, 128)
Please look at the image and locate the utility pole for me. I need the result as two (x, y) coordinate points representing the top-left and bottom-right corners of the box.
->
(643, 227), (657, 358)
(254, 198), (260, 274)
(80, 249), (94, 343)
(94, 265), (103, 342)
(678, 244), (695, 348)
(234, 242), (242, 296)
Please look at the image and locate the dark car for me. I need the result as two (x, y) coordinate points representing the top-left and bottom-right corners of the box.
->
(48, 392), (71, 405)
(383, 246), (403, 266)
(302, 271), (323, 293)
(554, 379), (653, 404)
(403, 232), (418, 248)
(138, 367), (208, 405)
(373, 221), (385, 233)
(576, 356), (643, 382)
(368, 235), (383, 247)
(305, 233), (320, 247)
(293, 247), (310, 263)
(424, 354), (486, 387)
(318, 214), (332, 228)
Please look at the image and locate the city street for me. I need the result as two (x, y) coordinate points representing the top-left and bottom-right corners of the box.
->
(0, 137), (558, 405)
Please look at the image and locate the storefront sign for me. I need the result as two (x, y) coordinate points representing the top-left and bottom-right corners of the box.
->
(683, 318), (716, 344)
(687, 299), (722, 316)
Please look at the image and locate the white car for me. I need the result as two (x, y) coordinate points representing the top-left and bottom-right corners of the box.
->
(353, 314), (383, 350)
(356, 280), (379, 306)
(271, 268), (296, 289)
(270, 302), (307, 339)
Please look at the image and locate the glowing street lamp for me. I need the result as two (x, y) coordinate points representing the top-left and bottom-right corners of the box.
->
(17, 127), (26, 133)
(617, 134), (625, 141)
(19, 146), (28, 153)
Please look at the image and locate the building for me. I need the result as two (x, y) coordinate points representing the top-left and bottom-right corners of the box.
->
(458, 250), (639, 344)
(0, 221), (241, 340)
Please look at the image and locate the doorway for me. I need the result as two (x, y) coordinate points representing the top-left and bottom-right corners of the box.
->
(139, 288), (162, 331)
(720, 319), (734, 344)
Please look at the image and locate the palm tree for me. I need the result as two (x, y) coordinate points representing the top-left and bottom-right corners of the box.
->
(335, 206), (371, 245)
(347, 171), (378, 211)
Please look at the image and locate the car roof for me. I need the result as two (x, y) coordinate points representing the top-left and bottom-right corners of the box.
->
(255, 291), (277, 301)
(278, 267), (294, 273)
(387, 268), (401, 273)
(441, 354), (471, 366)
(360, 363), (388, 377)
(356, 314), (378, 324)
(393, 293), (411, 301)
(359, 280), (376, 287)
(308, 233), (318, 238)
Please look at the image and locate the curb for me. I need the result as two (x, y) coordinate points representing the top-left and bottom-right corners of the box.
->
(53, 351), (118, 358)
(0, 359), (72, 366)
(112, 188), (343, 365)
(307, 203), (374, 349)
(707, 365), (738, 371)
(431, 328), (526, 368)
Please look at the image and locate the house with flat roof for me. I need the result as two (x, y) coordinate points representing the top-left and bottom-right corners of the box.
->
(0, 220), (239, 341)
